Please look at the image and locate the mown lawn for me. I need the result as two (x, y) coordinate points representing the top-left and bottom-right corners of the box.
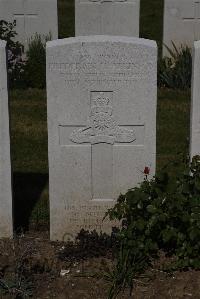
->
(157, 89), (190, 170)
(10, 90), (49, 229)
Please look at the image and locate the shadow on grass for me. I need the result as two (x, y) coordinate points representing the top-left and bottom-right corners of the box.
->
(13, 172), (49, 233)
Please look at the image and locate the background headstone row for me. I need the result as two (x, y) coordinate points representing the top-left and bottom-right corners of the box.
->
(0, 0), (200, 54)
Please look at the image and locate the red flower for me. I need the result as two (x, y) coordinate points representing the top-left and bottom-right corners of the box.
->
(144, 166), (150, 175)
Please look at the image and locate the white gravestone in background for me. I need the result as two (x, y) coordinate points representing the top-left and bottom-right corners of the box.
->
(190, 41), (200, 158)
(0, 0), (58, 48)
(163, 0), (200, 56)
(47, 36), (157, 241)
(0, 41), (13, 239)
(75, 0), (140, 36)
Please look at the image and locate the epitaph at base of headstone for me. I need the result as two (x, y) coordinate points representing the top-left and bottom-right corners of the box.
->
(47, 36), (157, 241)
(0, 0), (58, 48)
(163, 0), (200, 56)
(0, 41), (13, 239)
(75, 0), (140, 36)
(190, 41), (200, 158)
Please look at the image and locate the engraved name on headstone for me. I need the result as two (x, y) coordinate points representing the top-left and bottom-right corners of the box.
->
(47, 36), (157, 241)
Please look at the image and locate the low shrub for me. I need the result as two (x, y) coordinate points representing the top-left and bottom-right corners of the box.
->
(158, 42), (192, 89)
(0, 21), (50, 89)
(0, 20), (25, 88)
(106, 155), (200, 298)
(24, 33), (51, 89)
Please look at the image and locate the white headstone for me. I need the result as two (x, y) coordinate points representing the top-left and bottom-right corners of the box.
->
(0, 0), (58, 48)
(163, 0), (200, 56)
(75, 0), (140, 36)
(47, 36), (157, 241)
(0, 40), (13, 239)
(190, 41), (200, 158)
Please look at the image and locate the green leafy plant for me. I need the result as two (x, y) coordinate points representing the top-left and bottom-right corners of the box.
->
(105, 243), (148, 299)
(0, 20), (25, 88)
(158, 42), (192, 89)
(106, 156), (200, 298)
(0, 22), (51, 89)
(24, 33), (51, 89)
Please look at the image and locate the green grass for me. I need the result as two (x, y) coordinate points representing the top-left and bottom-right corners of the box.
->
(10, 89), (48, 173)
(10, 89), (49, 229)
(157, 89), (190, 171)
(10, 88), (191, 229)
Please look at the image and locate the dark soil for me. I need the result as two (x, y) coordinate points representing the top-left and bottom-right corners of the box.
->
(0, 231), (200, 299)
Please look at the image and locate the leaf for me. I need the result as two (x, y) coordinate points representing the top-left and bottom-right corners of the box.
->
(147, 205), (157, 214)
(194, 179), (200, 191)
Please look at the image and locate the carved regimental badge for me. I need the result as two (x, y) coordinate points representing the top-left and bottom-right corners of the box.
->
(70, 91), (136, 145)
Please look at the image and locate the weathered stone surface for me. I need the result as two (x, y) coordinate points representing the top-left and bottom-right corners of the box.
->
(163, 0), (200, 56)
(0, 40), (13, 239)
(0, 0), (58, 48)
(190, 41), (200, 158)
(47, 36), (157, 241)
(75, 0), (140, 36)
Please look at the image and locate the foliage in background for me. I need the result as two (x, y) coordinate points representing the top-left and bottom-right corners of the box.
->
(140, 0), (164, 55)
(106, 155), (200, 298)
(0, 20), (25, 88)
(0, 20), (50, 89)
(158, 42), (192, 89)
(24, 34), (51, 89)
(58, 0), (75, 38)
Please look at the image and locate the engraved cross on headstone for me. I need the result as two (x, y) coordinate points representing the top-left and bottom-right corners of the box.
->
(182, 1), (200, 39)
(59, 91), (137, 201)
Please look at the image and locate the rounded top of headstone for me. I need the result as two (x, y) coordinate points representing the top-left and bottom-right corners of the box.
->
(47, 35), (157, 49)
